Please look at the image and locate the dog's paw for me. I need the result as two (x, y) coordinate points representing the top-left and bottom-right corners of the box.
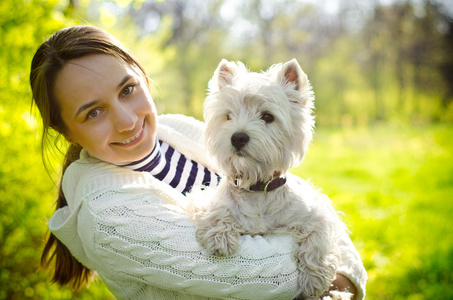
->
(294, 239), (339, 299)
(296, 272), (332, 299)
(196, 227), (240, 256)
(211, 232), (240, 256)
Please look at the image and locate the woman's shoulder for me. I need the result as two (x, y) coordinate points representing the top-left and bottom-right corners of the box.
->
(157, 114), (218, 173)
(158, 113), (204, 124)
(62, 151), (147, 202)
(62, 149), (188, 207)
(63, 150), (118, 184)
(158, 113), (205, 129)
(157, 114), (205, 144)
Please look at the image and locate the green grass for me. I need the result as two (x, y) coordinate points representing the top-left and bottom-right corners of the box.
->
(292, 124), (453, 299)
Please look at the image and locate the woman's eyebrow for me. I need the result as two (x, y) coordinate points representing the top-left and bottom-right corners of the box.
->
(74, 75), (133, 118)
(75, 100), (101, 118)
(117, 74), (132, 90)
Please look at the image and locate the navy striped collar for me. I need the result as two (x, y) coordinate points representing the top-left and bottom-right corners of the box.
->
(114, 137), (221, 195)
(115, 137), (162, 172)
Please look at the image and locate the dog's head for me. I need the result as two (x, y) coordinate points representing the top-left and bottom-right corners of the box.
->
(204, 59), (315, 187)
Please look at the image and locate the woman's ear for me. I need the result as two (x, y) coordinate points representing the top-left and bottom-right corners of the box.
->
(64, 132), (79, 146)
(56, 127), (78, 146)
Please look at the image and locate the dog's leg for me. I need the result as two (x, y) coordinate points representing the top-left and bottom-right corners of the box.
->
(195, 206), (243, 256)
(293, 224), (339, 298)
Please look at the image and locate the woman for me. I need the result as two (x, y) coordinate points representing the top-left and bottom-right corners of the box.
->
(31, 25), (366, 299)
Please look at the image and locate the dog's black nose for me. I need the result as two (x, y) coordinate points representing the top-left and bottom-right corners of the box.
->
(231, 132), (250, 150)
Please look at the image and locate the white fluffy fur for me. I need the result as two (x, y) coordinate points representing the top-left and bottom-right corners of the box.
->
(189, 59), (351, 300)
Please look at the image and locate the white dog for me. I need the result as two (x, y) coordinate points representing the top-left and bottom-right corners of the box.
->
(191, 59), (351, 299)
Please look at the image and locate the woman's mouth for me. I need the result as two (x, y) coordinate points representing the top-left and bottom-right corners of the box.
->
(114, 123), (145, 145)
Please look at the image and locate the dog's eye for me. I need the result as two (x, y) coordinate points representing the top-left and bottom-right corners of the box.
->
(226, 113), (232, 121)
(261, 113), (274, 124)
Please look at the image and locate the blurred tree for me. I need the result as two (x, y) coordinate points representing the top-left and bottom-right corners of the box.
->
(436, 2), (453, 113)
(225, 0), (345, 71)
(128, 0), (227, 116)
(361, 1), (392, 121)
(408, 1), (446, 119)
(358, 0), (451, 122)
(121, 0), (453, 124)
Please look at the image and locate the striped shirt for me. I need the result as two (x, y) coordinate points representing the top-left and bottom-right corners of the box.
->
(118, 138), (220, 195)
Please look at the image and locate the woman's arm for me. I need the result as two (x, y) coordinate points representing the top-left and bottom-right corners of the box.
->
(288, 174), (367, 300)
(333, 231), (367, 300)
(76, 178), (299, 300)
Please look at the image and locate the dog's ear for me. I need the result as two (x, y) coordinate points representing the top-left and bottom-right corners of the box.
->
(280, 59), (308, 91)
(211, 59), (237, 91)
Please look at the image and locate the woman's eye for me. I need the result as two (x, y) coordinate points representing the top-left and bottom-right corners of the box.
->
(87, 109), (101, 119)
(261, 113), (274, 124)
(121, 85), (134, 97)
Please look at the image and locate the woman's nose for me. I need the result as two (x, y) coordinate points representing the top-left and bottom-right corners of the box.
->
(112, 103), (138, 132)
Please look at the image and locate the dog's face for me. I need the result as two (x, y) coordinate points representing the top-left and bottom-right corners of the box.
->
(204, 59), (315, 186)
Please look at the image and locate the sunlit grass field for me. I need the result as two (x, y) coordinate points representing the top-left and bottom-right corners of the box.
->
(1, 110), (452, 298)
(292, 124), (453, 299)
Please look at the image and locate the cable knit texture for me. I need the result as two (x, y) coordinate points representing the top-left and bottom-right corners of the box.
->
(48, 114), (366, 299)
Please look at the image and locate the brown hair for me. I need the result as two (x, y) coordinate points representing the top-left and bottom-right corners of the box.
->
(30, 25), (148, 289)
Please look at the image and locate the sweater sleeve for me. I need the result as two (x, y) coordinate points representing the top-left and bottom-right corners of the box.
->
(287, 174), (367, 299)
(74, 167), (299, 300)
(335, 230), (367, 300)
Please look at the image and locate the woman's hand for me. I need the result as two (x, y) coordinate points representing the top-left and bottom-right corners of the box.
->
(329, 274), (358, 299)
(294, 274), (358, 300)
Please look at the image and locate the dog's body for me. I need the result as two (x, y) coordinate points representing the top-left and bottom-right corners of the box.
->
(190, 59), (351, 299)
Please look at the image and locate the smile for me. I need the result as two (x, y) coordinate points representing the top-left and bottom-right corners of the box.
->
(116, 124), (144, 145)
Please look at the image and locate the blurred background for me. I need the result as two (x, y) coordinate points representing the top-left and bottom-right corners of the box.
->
(0, 0), (452, 299)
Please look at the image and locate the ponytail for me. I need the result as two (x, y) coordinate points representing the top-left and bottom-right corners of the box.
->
(41, 144), (94, 289)
(31, 25), (150, 289)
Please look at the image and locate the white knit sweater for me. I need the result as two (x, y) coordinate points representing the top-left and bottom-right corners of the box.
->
(49, 114), (366, 300)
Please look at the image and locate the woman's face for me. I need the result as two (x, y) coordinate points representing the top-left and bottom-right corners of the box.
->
(54, 54), (157, 164)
